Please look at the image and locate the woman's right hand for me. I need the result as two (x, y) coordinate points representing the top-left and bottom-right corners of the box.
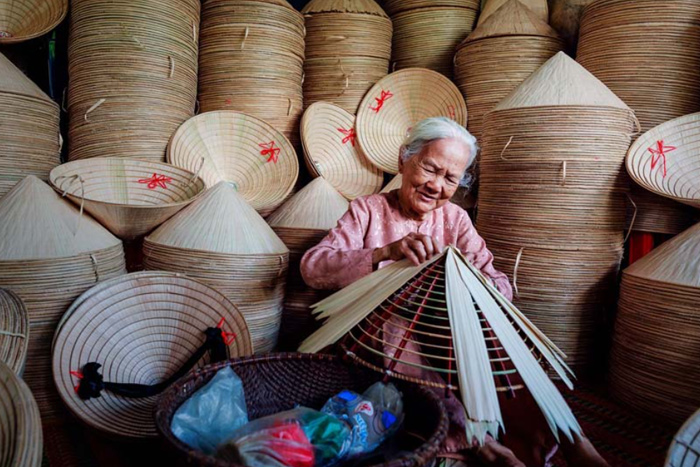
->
(372, 232), (442, 266)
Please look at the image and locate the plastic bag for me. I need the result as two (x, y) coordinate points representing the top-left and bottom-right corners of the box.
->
(171, 366), (249, 453)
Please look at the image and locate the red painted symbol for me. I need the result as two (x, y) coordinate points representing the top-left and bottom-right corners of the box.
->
(370, 90), (393, 113)
(225, 98), (232, 105)
(647, 140), (676, 178)
(338, 127), (356, 146)
(138, 173), (172, 189)
(355, 401), (374, 416)
(447, 104), (456, 120)
(217, 317), (237, 345)
(70, 370), (83, 394)
(259, 141), (281, 164)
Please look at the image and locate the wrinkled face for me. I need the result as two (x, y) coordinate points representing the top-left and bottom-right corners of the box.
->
(398, 138), (471, 219)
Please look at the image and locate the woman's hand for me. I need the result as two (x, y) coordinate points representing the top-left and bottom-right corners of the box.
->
(372, 233), (442, 266)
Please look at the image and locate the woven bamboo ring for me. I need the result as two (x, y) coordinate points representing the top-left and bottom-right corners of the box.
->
(52, 271), (254, 439)
(356, 68), (467, 174)
(0, 288), (28, 376)
(167, 111), (299, 215)
(0, 0), (68, 43)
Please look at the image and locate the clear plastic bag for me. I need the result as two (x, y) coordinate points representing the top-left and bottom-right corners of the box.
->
(171, 366), (249, 454)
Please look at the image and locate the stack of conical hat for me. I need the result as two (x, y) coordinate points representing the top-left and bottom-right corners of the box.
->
(383, 0), (480, 78)
(476, 52), (636, 370)
(455, 0), (564, 141)
(67, 0), (200, 162)
(143, 182), (289, 353)
(478, 0), (548, 25)
(267, 178), (349, 348)
(609, 222), (700, 426)
(301, 0), (392, 113)
(0, 176), (126, 419)
(0, 52), (60, 198)
(577, 0), (700, 235)
(0, 288), (29, 375)
(0, 0), (66, 43)
(0, 360), (42, 467)
(198, 0), (305, 147)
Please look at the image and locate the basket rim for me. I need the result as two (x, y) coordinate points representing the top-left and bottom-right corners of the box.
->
(0, 0), (68, 44)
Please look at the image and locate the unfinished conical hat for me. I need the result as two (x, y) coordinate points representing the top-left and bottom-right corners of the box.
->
(624, 222), (700, 288)
(478, 0), (548, 25)
(0, 176), (121, 261)
(466, 0), (558, 42)
(666, 409), (700, 467)
(626, 112), (700, 209)
(493, 52), (630, 111)
(302, 0), (389, 16)
(167, 111), (299, 216)
(301, 102), (383, 200)
(0, 0), (67, 44)
(0, 288), (28, 375)
(267, 178), (349, 230)
(147, 181), (288, 255)
(380, 174), (403, 193)
(0, 51), (54, 103)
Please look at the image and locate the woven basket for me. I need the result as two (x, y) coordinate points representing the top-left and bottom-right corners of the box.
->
(52, 271), (253, 439)
(666, 409), (700, 467)
(0, 359), (42, 467)
(49, 158), (206, 239)
(356, 68), (467, 174)
(301, 102), (383, 200)
(168, 111), (299, 217)
(67, 0), (200, 162)
(0, 0), (67, 43)
(155, 353), (448, 467)
(0, 288), (28, 375)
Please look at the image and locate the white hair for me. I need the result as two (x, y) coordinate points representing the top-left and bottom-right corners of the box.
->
(399, 117), (478, 188)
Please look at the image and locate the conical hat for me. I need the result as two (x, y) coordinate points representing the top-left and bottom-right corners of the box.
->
(0, 52), (55, 104)
(302, 0), (389, 16)
(267, 178), (349, 230)
(0, 0), (67, 44)
(466, 0), (558, 42)
(146, 181), (288, 255)
(0, 176), (122, 261)
(493, 52), (630, 111)
(478, 0), (548, 26)
(0, 288), (28, 375)
(624, 222), (700, 288)
(666, 409), (700, 467)
(626, 112), (700, 209)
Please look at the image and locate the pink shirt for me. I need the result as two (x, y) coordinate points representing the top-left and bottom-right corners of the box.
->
(301, 191), (513, 300)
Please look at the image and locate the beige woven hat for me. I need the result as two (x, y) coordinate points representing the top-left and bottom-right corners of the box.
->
(267, 177), (349, 231)
(301, 102), (383, 200)
(0, 288), (28, 375)
(52, 271), (253, 439)
(356, 68), (467, 174)
(49, 159), (206, 239)
(168, 111), (299, 217)
(666, 409), (700, 467)
(626, 112), (700, 209)
(478, 0), (548, 25)
(0, 0), (67, 43)
(0, 359), (42, 467)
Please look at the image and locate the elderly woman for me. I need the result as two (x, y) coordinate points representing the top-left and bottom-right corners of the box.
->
(301, 118), (608, 467)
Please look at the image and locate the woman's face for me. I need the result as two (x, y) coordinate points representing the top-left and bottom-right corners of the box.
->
(398, 138), (471, 219)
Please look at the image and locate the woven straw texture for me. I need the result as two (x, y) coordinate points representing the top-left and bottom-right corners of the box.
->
(666, 409), (700, 467)
(0, 0), (67, 43)
(0, 176), (126, 421)
(478, 0), (548, 25)
(0, 52), (60, 198)
(609, 222), (700, 427)
(143, 182), (289, 354)
(198, 0), (305, 147)
(50, 158), (206, 239)
(0, 359), (42, 467)
(168, 111), (299, 217)
(356, 68), (467, 174)
(302, 0), (392, 113)
(476, 52), (635, 370)
(67, 0), (200, 162)
(0, 288), (28, 376)
(548, 0), (596, 53)
(52, 271), (253, 439)
(577, 0), (700, 234)
(301, 102), (383, 199)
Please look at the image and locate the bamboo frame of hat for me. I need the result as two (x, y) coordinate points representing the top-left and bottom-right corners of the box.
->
(665, 409), (700, 467)
(0, 0), (67, 44)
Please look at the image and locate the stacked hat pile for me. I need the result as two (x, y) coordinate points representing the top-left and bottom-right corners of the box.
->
(609, 222), (700, 425)
(0, 360), (42, 467)
(143, 182), (289, 353)
(67, 0), (199, 162)
(384, 0), (480, 78)
(0, 288), (29, 375)
(0, 0), (66, 43)
(267, 177), (349, 349)
(198, 0), (305, 147)
(577, 0), (700, 235)
(301, 0), (392, 113)
(455, 0), (563, 141)
(0, 52), (60, 198)
(478, 0), (548, 25)
(0, 176), (126, 418)
(476, 53), (636, 370)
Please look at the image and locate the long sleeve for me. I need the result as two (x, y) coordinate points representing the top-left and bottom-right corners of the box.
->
(455, 212), (514, 301)
(300, 199), (375, 290)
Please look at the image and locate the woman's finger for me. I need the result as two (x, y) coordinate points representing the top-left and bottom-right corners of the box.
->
(431, 236), (442, 255)
(417, 234), (435, 258)
(400, 243), (421, 265)
(408, 239), (428, 263)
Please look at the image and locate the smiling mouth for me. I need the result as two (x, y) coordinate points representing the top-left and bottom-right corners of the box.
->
(418, 192), (437, 202)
